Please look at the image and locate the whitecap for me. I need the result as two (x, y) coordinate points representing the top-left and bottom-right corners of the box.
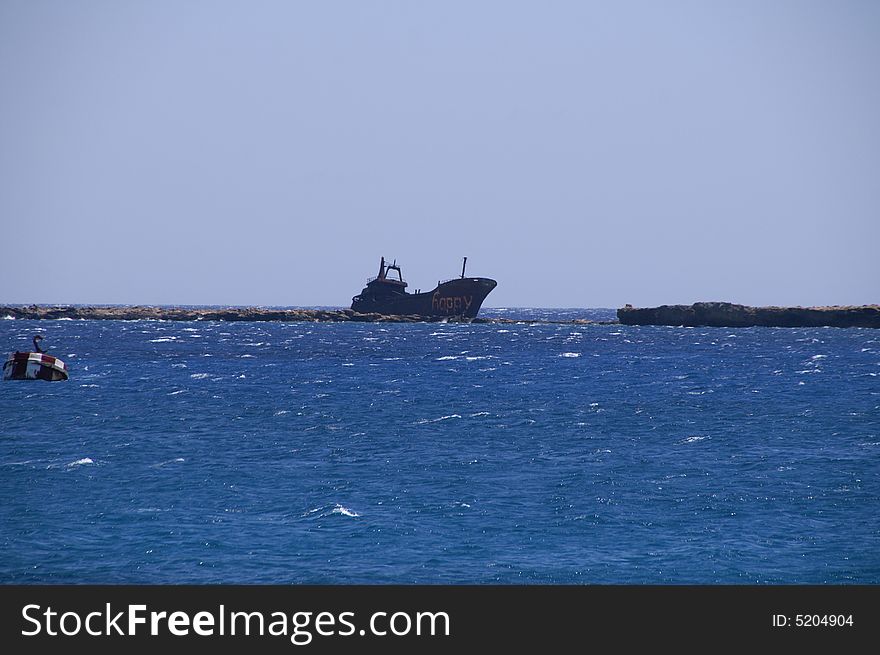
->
(149, 337), (177, 343)
(560, 352), (581, 358)
(680, 436), (708, 444)
(239, 354), (256, 358)
(274, 410), (289, 416)
(435, 355), (458, 361)
(79, 384), (100, 388)
(67, 457), (94, 468)
(152, 458), (185, 468)
(190, 373), (210, 379)
(416, 414), (462, 424)
(811, 354), (827, 360)
(470, 411), (490, 417)
(2, 315), (14, 320)
(332, 504), (360, 518)
(168, 389), (187, 395)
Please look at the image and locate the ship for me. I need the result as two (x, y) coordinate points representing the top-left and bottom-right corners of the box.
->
(351, 257), (497, 319)
(3, 335), (69, 381)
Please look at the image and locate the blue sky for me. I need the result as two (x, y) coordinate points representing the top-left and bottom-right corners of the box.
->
(1, 1), (878, 308)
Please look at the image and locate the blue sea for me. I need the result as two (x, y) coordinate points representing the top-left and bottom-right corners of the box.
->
(1, 308), (878, 584)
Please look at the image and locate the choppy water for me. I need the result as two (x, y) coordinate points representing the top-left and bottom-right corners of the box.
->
(1, 310), (878, 583)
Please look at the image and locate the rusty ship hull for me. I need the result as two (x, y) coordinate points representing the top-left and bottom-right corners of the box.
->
(351, 258), (497, 319)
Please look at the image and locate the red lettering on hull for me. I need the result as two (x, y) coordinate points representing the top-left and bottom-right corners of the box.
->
(431, 294), (474, 314)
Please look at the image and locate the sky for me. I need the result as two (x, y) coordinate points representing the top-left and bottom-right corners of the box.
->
(1, 0), (878, 308)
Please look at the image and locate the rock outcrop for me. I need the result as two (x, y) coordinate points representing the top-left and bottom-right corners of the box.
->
(617, 302), (880, 328)
(0, 305), (604, 325)
(0, 305), (445, 323)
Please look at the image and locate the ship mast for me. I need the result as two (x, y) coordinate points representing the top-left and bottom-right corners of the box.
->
(461, 257), (467, 279)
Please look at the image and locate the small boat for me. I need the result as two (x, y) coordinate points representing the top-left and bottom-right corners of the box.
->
(351, 257), (497, 319)
(3, 335), (69, 381)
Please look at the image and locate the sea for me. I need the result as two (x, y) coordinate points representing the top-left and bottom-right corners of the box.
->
(1, 308), (878, 584)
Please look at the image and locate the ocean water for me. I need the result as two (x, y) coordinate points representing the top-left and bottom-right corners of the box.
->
(1, 310), (878, 584)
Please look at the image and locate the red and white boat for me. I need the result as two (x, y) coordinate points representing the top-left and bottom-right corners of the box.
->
(3, 336), (69, 381)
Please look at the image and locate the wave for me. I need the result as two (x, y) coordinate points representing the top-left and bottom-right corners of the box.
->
(416, 414), (462, 424)
(67, 457), (94, 467)
(152, 458), (185, 468)
(331, 504), (360, 518)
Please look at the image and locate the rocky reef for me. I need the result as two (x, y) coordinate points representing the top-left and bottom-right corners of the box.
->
(0, 305), (600, 325)
(617, 302), (880, 328)
(5, 303), (876, 328)
(1, 305), (456, 323)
